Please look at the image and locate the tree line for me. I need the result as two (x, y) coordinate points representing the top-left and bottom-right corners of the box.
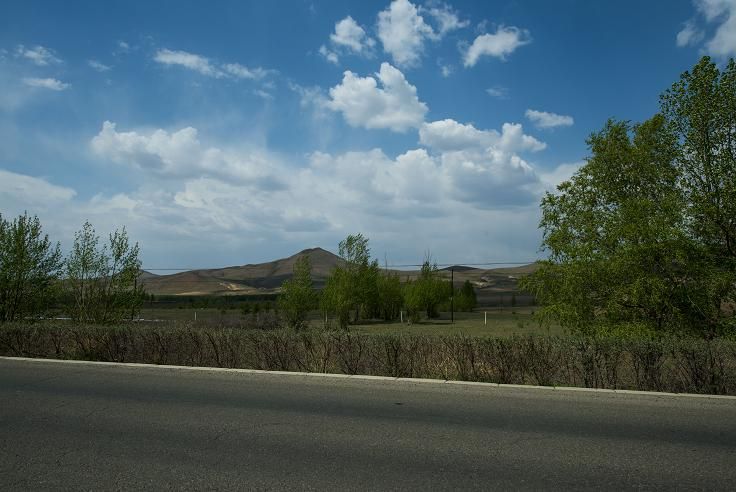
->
(278, 233), (477, 330)
(0, 213), (143, 323)
(521, 56), (736, 339)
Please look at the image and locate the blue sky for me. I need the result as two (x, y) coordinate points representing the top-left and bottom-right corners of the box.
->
(1, 0), (734, 269)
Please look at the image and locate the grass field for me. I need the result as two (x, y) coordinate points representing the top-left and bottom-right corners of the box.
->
(137, 306), (562, 337)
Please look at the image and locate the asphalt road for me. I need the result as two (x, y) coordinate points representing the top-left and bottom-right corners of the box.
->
(1, 358), (735, 490)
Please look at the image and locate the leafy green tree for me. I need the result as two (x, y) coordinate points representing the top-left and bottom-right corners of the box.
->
(321, 268), (352, 329)
(522, 57), (736, 337)
(455, 280), (477, 312)
(404, 260), (448, 321)
(322, 234), (380, 327)
(278, 256), (317, 330)
(660, 57), (736, 262)
(376, 270), (403, 321)
(0, 212), (62, 322)
(64, 221), (143, 323)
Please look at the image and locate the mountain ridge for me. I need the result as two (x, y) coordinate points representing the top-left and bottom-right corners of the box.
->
(140, 247), (537, 297)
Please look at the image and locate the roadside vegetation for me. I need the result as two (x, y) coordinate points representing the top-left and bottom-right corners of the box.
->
(1, 56), (735, 394)
(1, 322), (735, 395)
(522, 56), (736, 340)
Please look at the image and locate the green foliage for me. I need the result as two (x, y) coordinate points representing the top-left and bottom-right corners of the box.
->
(522, 56), (736, 338)
(404, 260), (448, 321)
(454, 280), (478, 312)
(0, 212), (62, 322)
(64, 221), (143, 323)
(376, 271), (403, 321)
(278, 256), (317, 330)
(321, 233), (380, 328)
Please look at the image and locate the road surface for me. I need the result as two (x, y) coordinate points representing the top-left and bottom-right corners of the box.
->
(1, 357), (735, 490)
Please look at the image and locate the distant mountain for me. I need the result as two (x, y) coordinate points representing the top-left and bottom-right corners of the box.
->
(439, 265), (480, 272)
(140, 247), (539, 298)
(140, 247), (342, 296)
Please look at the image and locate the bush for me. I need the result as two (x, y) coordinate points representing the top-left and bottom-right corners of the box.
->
(2, 322), (735, 395)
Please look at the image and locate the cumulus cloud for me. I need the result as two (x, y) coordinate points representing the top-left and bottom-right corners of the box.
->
(425, 3), (469, 35)
(377, 0), (437, 67)
(153, 48), (271, 80)
(677, 0), (736, 57)
(319, 45), (340, 65)
(22, 77), (70, 91)
(0, 169), (76, 205)
(463, 26), (531, 67)
(525, 109), (574, 129)
(327, 62), (428, 132)
(330, 16), (376, 54)
(15, 45), (61, 66)
(1, 104), (559, 267)
(90, 121), (283, 186)
(537, 161), (584, 193)
(88, 59), (112, 72)
(419, 119), (545, 153)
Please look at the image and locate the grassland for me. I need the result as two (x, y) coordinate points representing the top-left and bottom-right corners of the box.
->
(137, 306), (561, 337)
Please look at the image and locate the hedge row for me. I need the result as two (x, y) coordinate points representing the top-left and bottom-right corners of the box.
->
(2, 322), (736, 395)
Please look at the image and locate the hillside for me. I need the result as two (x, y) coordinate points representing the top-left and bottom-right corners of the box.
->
(141, 247), (538, 302)
(141, 247), (342, 296)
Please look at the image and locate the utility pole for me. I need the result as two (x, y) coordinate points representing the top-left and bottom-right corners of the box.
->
(450, 267), (454, 324)
(131, 275), (137, 321)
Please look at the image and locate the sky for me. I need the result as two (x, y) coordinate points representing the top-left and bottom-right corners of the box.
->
(1, 0), (735, 269)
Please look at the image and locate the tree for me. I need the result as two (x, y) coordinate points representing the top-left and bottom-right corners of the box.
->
(278, 255), (317, 330)
(320, 268), (352, 329)
(404, 260), (447, 321)
(322, 234), (380, 328)
(376, 270), (403, 321)
(660, 57), (736, 262)
(64, 221), (143, 323)
(0, 213), (62, 322)
(521, 57), (736, 337)
(455, 280), (477, 312)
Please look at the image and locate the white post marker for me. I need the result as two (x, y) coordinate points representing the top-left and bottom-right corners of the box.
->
(195, 310), (197, 321)
(484, 311), (487, 326)
(400, 310), (403, 323)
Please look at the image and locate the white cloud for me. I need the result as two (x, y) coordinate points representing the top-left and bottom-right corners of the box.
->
(486, 86), (508, 99)
(377, 0), (437, 67)
(0, 169), (76, 205)
(153, 48), (271, 81)
(1, 106), (555, 267)
(222, 63), (269, 80)
(676, 20), (705, 46)
(537, 161), (584, 193)
(154, 49), (222, 77)
(426, 4), (469, 35)
(330, 16), (376, 54)
(440, 64), (453, 77)
(700, 0), (736, 57)
(677, 0), (736, 57)
(117, 41), (131, 52)
(319, 45), (339, 65)
(90, 121), (282, 186)
(419, 119), (545, 153)
(88, 59), (112, 72)
(463, 26), (531, 67)
(327, 62), (428, 132)
(15, 45), (61, 66)
(497, 123), (547, 152)
(22, 77), (70, 91)
(525, 109), (574, 129)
